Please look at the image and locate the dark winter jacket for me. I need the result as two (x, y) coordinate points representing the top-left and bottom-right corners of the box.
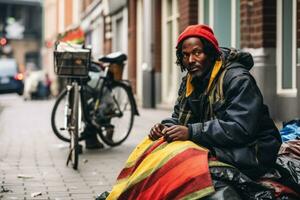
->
(161, 48), (282, 178)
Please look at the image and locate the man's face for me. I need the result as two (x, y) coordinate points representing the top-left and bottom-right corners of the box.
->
(181, 37), (211, 79)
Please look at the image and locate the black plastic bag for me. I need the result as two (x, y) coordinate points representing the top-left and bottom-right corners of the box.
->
(208, 166), (275, 200)
(275, 155), (300, 194)
(202, 180), (243, 200)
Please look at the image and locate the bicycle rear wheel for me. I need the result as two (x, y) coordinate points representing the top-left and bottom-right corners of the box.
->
(97, 82), (135, 146)
(51, 88), (85, 142)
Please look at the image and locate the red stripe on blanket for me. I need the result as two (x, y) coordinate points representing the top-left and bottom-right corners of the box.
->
(164, 173), (212, 200)
(118, 148), (212, 200)
(117, 139), (166, 180)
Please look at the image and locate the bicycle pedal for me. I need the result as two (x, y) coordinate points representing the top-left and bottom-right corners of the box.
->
(59, 128), (66, 131)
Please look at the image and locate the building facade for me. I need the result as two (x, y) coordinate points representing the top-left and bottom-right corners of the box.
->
(128, 0), (300, 121)
(0, 0), (42, 73)
(43, 0), (300, 121)
(43, 0), (128, 94)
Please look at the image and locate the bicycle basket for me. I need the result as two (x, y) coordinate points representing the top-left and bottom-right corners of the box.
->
(54, 51), (90, 77)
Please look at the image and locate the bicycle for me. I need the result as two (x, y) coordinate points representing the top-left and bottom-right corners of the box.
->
(52, 42), (139, 169)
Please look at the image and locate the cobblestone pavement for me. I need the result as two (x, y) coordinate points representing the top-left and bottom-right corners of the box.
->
(0, 95), (171, 200)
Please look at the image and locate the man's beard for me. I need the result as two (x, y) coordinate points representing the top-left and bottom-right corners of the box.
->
(187, 62), (211, 80)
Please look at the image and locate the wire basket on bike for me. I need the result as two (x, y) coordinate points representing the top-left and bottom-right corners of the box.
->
(54, 43), (91, 78)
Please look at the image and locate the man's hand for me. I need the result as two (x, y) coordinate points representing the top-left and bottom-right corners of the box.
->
(148, 123), (166, 141)
(163, 125), (189, 142)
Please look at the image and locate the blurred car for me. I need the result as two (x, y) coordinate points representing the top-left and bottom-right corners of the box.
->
(0, 58), (24, 95)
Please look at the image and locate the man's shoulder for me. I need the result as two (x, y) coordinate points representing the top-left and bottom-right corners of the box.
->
(224, 64), (250, 77)
(221, 47), (254, 71)
(222, 65), (255, 89)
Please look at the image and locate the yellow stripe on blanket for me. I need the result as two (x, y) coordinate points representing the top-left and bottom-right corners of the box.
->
(108, 138), (210, 200)
(125, 137), (154, 168)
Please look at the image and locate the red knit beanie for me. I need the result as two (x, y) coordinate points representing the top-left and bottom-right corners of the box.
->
(176, 24), (220, 54)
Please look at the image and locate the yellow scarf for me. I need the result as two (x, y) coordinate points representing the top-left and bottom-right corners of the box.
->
(186, 60), (223, 97)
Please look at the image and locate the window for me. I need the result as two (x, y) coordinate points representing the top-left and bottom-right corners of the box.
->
(115, 17), (123, 51)
(91, 21), (103, 58)
(198, 0), (240, 48)
(111, 8), (128, 78)
(162, 0), (179, 102)
(276, 0), (297, 96)
(112, 9), (128, 53)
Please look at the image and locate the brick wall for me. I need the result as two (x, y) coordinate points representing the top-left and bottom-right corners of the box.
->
(103, 39), (112, 55)
(240, 0), (261, 48)
(128, 0), (137, 93)
(153, 0), (162, 73)
(241, 0), (276, 48)
(64, 0), (73, 28)
(262, 0), (276, 47)
(178, 0), (198, 33)
(103, 16), (112, 55)
(81, 0), (94, 12)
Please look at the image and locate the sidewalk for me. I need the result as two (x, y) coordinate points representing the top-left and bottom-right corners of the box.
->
(0, 97), (171, 200)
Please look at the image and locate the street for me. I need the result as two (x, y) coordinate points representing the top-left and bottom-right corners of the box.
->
(0, 94), (171, 200)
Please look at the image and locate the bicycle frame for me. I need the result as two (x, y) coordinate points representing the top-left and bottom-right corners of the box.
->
(61, 79), (82, 169)
(51, 51), (140, 156)
(80, 66), (114, 128)
(86, 65), (139, 118)
(62, 80), (83, 132)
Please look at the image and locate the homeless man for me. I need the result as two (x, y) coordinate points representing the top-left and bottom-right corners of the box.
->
(149, 24), (282, 178)
(105, 24), (282, 200)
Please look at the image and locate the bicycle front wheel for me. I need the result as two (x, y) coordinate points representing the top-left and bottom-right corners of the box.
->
(98, 82), (135, 146)
(51, 88), (85, 142)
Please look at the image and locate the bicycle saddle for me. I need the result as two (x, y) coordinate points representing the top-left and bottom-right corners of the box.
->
(98, 52), (127, 64)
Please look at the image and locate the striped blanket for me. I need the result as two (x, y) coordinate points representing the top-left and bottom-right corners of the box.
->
(107, 137), (215, 200)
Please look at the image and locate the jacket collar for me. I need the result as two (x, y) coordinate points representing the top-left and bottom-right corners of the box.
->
(185, 59), (223, 97)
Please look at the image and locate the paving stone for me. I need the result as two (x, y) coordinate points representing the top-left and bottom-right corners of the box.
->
(45, 186), (68, 192)
(2, 195), (25, 200)
(48, 197), (72, 200)
(49, 198), (72, 200)
(41, 182), (65, 187)
(0, 97), (170, 199)
(70, 193), (95, 199)
(23, 183), (45, 187)
(47, 193), (71, 199)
